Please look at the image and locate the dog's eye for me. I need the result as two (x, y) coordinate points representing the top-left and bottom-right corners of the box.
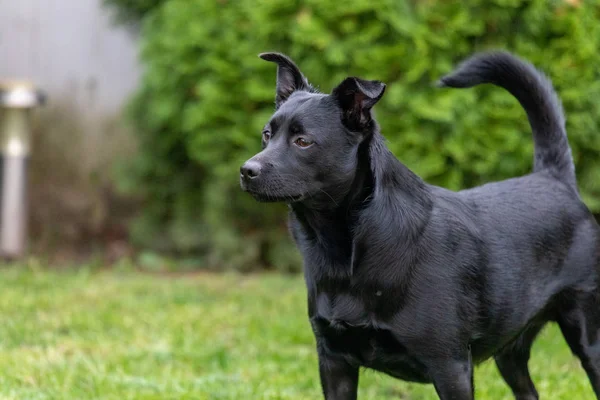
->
(262, 130), (271, 142)
(294, 138), (313, 148)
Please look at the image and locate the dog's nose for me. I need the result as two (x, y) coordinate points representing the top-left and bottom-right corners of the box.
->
(240, 160), (262, 180)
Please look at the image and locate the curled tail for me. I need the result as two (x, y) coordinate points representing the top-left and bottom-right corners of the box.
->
(438, 51), (576, 191)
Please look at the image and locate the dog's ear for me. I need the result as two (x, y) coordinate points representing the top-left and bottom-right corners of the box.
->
(259, 52), (312, 109)
(332, 77), (386, 130)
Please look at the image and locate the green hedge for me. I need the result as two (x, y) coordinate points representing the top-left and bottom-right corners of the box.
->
(107, 0), (600, 271)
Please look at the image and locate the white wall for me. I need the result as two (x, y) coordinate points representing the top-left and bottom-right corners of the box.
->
(0, 0), (140, 118)
(0, 0), (143, 241)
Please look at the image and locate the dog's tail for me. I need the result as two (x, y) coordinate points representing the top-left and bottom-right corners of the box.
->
(438, 51), (576, 191)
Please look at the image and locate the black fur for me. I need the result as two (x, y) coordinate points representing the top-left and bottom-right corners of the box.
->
(240, 51), (600, 400)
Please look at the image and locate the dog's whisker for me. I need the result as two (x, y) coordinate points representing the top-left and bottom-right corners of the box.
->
(318, 189), (339, 207)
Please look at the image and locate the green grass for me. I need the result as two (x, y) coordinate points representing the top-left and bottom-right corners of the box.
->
(0, 264), (594, 399)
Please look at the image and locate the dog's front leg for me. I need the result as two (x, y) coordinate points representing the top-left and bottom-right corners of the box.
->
(427, 357), (474, 400)
(317, 349), (359, 400)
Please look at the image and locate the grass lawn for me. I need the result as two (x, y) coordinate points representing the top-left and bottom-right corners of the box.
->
(0, 264), (594, 399)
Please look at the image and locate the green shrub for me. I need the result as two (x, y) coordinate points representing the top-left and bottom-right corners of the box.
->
(108, 0), (600, 271)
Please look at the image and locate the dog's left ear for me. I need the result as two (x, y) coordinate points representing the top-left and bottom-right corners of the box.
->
(259, 52), (312, 109)
(332, 77), (386, 130)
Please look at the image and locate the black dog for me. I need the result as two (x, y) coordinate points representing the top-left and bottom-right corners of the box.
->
(240, 51), (600, 400)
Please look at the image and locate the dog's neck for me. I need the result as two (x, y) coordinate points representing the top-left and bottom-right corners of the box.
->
(290, 131), (433, 278)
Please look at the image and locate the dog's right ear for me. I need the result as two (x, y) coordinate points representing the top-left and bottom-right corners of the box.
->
(259, 52), (312, 109)
(332, 77), (386, 131)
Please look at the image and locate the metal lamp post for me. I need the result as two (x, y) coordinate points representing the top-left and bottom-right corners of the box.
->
(0, 82), (45, 259)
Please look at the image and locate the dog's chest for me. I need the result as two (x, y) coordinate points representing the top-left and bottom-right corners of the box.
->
(311, 291), (430, 383)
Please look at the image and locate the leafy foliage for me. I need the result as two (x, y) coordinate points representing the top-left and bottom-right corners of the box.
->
(107, 0), (600, 271)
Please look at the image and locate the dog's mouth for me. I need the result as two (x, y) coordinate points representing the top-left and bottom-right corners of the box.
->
(242, 187), (306, 203)
(240, 174), (308, 203)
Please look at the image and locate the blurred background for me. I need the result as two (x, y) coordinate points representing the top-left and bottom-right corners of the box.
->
(1, 0), (600, 399)
(2, 0), (600, 271)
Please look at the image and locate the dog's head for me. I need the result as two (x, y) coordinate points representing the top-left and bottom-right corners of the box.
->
(240, 53), (386, 208)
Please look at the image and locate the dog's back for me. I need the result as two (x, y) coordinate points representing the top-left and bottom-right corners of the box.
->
(438, 52), (596, 270)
